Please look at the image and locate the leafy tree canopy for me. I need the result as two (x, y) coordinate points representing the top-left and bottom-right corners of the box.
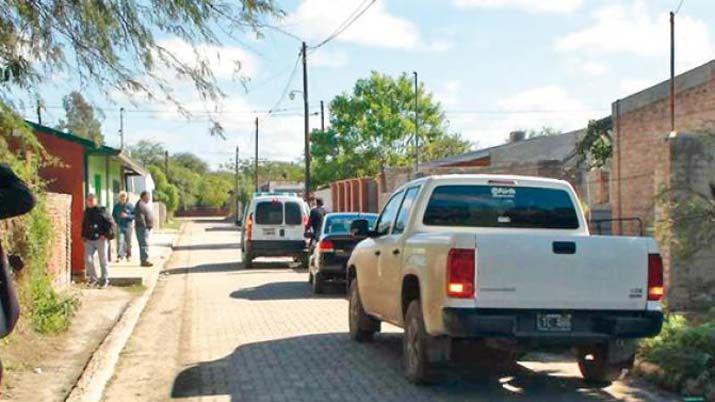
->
(311, 71), (470, 187)
(127, 140), (166, 167)
(173, 152), (209, 175)
(577, 117), (613, 168)
(56, 91), (104, 144)
(526, 126), (561, 139)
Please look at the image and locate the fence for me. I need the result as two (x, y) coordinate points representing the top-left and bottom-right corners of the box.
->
(45, 192), (73, 288)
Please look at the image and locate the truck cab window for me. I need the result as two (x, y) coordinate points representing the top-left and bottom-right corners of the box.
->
(375, 191), (404, 236)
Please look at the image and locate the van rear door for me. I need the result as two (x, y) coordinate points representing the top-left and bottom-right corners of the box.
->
(252, 200), (284, 241)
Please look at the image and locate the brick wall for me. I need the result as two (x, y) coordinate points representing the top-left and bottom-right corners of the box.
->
(45, 193), (72, 288)
(612, 60), (715, 236)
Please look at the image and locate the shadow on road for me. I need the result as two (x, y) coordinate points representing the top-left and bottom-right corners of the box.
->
(230, 280), (344, 300)
(171, 333), (619, 402)
(164, 261), (242, 275)
(173, 243), (241, 252)
(205, 226), (240, 232)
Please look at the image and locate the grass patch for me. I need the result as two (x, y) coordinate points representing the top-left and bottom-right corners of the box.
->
(123, 284), (147, 294)
(637, 309), (715, 399)
(161, 219), (183, 231)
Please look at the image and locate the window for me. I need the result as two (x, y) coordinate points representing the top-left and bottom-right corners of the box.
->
(423, 185), (579, 229)
(393, 187), (420, 234)
(284, 202), (303, 225)
(322, 215), (378, 235)
(255, 201), (283, 225)
(375, 191), (404, 236)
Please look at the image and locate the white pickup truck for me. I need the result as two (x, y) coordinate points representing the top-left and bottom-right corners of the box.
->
(346, 174), (664, 384)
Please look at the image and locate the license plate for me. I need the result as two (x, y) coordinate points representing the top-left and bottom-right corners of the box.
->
(262, 228), (276, 236)
(536, 313), (572, 332)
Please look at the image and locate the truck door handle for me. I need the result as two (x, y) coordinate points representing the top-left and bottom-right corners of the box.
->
(392, 249), (400, 255)
(374, 250), (381, 256)
(553, 241), (576, 254)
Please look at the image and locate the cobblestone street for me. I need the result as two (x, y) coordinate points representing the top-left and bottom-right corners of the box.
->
(104, 219), (676, 402)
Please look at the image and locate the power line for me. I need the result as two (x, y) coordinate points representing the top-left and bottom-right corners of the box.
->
(309, 0), (377, 50)
(674, 0), (685, 14)
(266, 51), (303, 116)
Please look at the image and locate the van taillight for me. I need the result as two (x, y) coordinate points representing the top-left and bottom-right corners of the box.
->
(246, 216), (253, 241)
(447, 248), (475, 298)
(648, 254), (664, 301)
(318, 239), (334, 253)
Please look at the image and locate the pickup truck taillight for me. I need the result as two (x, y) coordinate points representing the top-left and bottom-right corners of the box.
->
(318, 239), (334, 253)
(447, 248), (475, 298)
(648, 253), (664, 301)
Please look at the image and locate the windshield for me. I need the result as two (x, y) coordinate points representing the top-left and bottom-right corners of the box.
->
(423, 185), (579, 229)
(322, 215), (378, 235)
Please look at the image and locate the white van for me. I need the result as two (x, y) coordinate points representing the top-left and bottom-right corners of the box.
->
(241, 193), (310, 268)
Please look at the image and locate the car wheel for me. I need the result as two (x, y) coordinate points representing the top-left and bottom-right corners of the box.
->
(403, 300), (438, 384)
(348, 279), (379, 342)
(308, 271), (314, 285)
(577, 343), (629, 383)
(300, 253), (309, 269)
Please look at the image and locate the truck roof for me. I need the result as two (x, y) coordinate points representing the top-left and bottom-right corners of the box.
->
(403, 174), (572, 189)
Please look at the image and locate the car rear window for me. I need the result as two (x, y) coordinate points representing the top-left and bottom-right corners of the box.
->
(284, 202), (303, 225)
(323, 215), (378, 234)
(255, 201), (283, 225)
(423, 185), (579, 229)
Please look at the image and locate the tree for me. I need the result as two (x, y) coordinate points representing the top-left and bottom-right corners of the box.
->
(527, 126), (561, 139)
(576, 117), (613, 168)
(56, 91), (104, 144)
(197, 173), (233, 207)
(127, 140), (166, 168)
(173, 153), (209, 175)
(311, 72), (470, 187)
(148, 166), (178, 213)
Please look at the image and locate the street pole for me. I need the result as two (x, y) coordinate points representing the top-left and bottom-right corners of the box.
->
(119, 107), (125, 149)
(302, 41), (311, 201)
(255, 117), (259, 193)
(413, 71), (419, 175)
(164, 150), (169, 181)
(320, 100), (325, 132)
(36, 99), (42, 125)
(235, 145), (240, 215)
(669, 11), (675, 133)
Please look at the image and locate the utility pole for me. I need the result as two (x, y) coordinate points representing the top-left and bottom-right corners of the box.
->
(413, 71), (419, 175)
(254, 117), (259, 193)
(320, 100), (325, 132)
(36, 99), (42, 125)
(235, 145), (240, 215)
(302, 41), (311, 201)
(164, 150), (169, 181)
(669, 11), (675, 133)
(119, 107), (125, 149)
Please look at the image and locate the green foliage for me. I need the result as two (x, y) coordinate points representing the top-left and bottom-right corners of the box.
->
(173, 153), (209, 175)
(197, 173), (233, 207)
(1, 1), (283, 117)
(148, 166), (178, 213)
(311, 71), (470, 187)
(55, 91), (104, 144)
(127, 140), (167, 168)
(527, 126), (561, 139)
(577, 117), (613, 168)
(638, 313), (715, 396)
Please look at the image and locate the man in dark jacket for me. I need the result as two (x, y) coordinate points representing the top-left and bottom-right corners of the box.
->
(308, 198), (327, 237)
(0, 164), (35, 339)
(82, 194), (114, 288)
(134, 191), (154, 267)
(112, 191), (134, 261)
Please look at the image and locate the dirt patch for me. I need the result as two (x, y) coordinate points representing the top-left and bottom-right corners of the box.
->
(0, 286), (136, 402)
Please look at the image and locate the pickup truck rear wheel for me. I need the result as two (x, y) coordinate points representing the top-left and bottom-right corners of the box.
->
(348, 279), (379, 342)
(577, 343), (629, 383)
(242, 250), (253, 269)
(404, 300), (438, 384)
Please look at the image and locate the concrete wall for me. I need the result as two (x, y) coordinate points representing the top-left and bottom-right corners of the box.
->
(658, 133), (715, 310)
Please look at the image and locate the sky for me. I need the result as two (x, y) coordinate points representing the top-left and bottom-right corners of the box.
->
(15, 0), (715, 169)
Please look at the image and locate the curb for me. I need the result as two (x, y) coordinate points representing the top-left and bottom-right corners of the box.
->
(65, 223), (187, 402)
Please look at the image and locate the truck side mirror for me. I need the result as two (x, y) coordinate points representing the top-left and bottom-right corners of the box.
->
(350, 219), (370, 237)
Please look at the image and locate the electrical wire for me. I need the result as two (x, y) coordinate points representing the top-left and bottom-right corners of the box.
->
(265, 51), (303, 117)
(309, 0), (377, 50)
(674, 0), (685, 14)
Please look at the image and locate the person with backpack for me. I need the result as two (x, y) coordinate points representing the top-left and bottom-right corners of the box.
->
(81, 193), (114, 288)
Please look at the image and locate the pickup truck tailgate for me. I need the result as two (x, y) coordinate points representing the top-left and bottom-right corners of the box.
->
(473, 233), (649, 310)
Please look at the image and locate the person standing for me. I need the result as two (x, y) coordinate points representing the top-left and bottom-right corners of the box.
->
(82, 194), (114, 288)
(308, 198), (327, 240)
(112, 191), (134, 262)
(134, 191), (154, 267)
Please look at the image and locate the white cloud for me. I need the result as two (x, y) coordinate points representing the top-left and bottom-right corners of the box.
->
(287, 0), (445, 51)
(555, 1), (713, 72)
(434, 80), (461, 107)
(444, 86), (608, 148)
(454, 0), (582, 14)
(581, 61), (607, 76)
(156, 38), (259, 81)
(310, 48), (349, 68)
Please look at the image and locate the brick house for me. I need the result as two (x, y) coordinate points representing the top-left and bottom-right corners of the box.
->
(28, 122), (147, 277)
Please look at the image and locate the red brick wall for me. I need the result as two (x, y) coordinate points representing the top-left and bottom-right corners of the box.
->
(612, 62), (715, 235)
(35, 131), (87, 274)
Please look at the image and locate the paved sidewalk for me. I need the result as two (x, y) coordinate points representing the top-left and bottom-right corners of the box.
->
(107, 229), (176, 286)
